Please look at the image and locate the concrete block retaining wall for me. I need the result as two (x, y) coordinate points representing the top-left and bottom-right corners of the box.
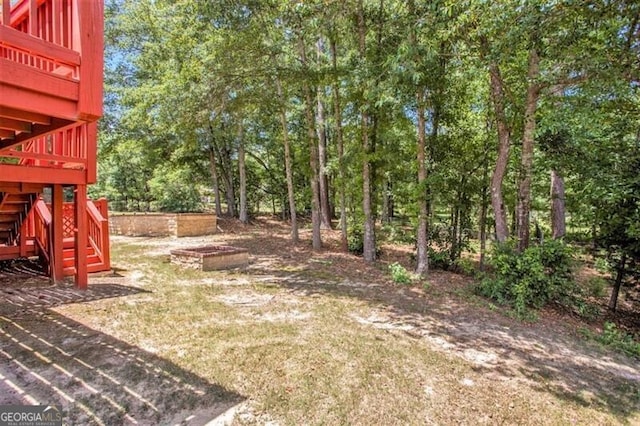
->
(109, 213), (217, 237)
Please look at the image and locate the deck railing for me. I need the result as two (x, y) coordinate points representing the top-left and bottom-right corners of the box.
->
(1, 0), (103, 121)
(25, 197), (110, 275)
(4, 0), (75, 48)
(87, 198), (110, 270)
(32, 198), (52, 265)
(1, 121), (89, 169)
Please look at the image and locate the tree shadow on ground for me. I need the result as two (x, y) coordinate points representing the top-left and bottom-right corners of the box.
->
(0, 281), (244, 425)
(222, 232), (640, 422)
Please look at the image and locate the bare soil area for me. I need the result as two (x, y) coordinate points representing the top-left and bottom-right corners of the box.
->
(0, 217), (638, 425)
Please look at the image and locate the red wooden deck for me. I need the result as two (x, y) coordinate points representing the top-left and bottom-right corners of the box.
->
(0, 0), (108, 288)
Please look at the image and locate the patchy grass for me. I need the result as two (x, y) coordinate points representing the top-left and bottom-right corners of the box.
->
(2, 223), (639, 424)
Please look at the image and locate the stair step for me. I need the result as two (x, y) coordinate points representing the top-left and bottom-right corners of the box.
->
(0, 214), (20, 223)
(62, 254), (103, 269)
(0, 205), (28, 213)
(5, 194), (34, 201)
(63, 246), (96, 257)
(63, 262), (109, 276)
(3, 199), (31, 204)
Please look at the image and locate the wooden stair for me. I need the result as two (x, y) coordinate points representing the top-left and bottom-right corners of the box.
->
(62, 239), (107, 275)
(0, 190), (38, 259)
(0, 191), (110, 275)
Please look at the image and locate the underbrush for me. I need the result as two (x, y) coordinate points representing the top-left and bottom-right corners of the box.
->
(476, 239), (579, 319)
(582, 322), (640, 358)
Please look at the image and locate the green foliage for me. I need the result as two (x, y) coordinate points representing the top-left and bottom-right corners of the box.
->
(573, 299), (600, 321)
(585, 276), (608, 298)
(595, 322), (640, 358)
(380, 223), (415, 245)
(593, 257), (611, 274)
(476, 240), (575, 318)
(453, 257), (476, 276)
(388, 262), (413, 285)
(428, 249), (452, 271)
(347, 218), (364, 255)
(148, 167), (203, 212)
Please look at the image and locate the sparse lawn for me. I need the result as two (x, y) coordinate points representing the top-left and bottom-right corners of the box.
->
(1, 218), (639, 425)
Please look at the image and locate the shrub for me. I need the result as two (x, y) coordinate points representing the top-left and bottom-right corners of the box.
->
(453, 257), (476, 276)
(476, 239), (575, 318)
(596, 322), (640, 358)
(347, 217), (380, 256)
(586, 276), (608, 298)
(594, 257), (611, 274)
(380, 223), (416, 245)
(347, 219), (364, 255)
(428, 248), (452, 270)
(388, 262), (413, 285)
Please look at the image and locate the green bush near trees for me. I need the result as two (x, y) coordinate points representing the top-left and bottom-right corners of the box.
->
(388, 262), (413, 285)
(594, 322), (640, 359)
(477, 239), (575, 318)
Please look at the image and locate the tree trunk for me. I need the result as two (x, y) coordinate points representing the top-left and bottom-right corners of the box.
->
(299, 36), (322, 250)
(550, 169), (566, 239)
(488, 62), (511, 243)
(609, 254), (627, 312)
(276, 79), (298, 243)
(215, 135), (236, 218)
(330, 38), (348, 252)
(516, 48), (541, 252)
(222, 143), (236, 217)
(479, 152), (490, 271)
(238, 121), (248, 224)
(358, 0), (376, 262)
(208, 147), (222, 217)
(450, 201), (459, 262)
(415, 92), (429, 275)
(316, 39), (332, 230)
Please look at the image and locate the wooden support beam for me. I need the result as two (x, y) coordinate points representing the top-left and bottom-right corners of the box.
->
(0, 117), (32, 132)
(0, 183), (45, 193)
(0, 84), (77, 127)
(0, 58), (80, 101)
(52, 184), (64, 282)
(0, 129), (15, 139)
(0, 106), (51, 125)
(0, 164), (85, 184)
(0, 118), (73, 151)
(74, 184), (88, 289)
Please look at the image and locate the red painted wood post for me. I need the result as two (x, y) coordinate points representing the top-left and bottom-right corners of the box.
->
(74, 0), (104, 121)
(29, 0), (38, 37)
(52, 184), (64, 282)
(52, 0), (61, 45)
(19, 215), (28, 257)
(86, 121), (97, 183)
(74, 184), (88, 289)
(1, 0), (10, 26)
(98, 198), (110, 270)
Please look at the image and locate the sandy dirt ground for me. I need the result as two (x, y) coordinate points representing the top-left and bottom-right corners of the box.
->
(0, 217), (638, 424)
